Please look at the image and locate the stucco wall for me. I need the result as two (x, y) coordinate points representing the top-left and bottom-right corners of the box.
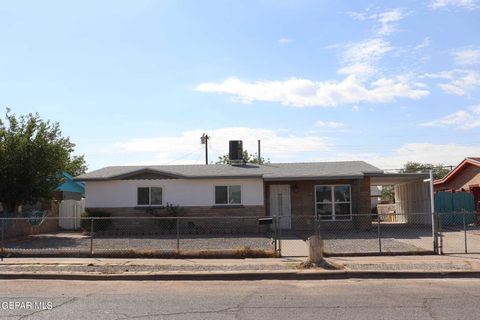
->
(85, 178), (264, 208)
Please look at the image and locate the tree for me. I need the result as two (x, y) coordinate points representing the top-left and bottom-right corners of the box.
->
(0, 109), (87, 213)
(381, 186), (395, 203)
(402, 161), (451, 179)
(65, 154), (88, 176)
(216, 150), (270, 164)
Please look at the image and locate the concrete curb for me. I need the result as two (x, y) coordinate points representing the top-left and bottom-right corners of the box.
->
(1, 270), (480, 281)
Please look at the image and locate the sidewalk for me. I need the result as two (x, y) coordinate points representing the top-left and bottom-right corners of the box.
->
(1, 255), (480, 280)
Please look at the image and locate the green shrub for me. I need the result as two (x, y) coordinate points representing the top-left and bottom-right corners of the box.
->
(80, 210), (112, 232)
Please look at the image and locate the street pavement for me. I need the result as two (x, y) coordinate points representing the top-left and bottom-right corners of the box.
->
(1, 279), (480, 319)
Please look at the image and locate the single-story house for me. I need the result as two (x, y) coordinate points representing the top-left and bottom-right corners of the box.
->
(76, 160), (431, 230)
(434, 157), (480, 212)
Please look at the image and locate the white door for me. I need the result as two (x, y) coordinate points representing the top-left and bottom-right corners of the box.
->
(269, 185), (291, 229)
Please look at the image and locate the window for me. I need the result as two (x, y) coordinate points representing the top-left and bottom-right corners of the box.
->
(137, 187), (163, 206)
(215, 185), (241, 205)
(315, 185), (351, 220)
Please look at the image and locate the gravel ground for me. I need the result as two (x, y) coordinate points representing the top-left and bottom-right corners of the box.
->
(3, 233), (274, 253)
(7, 224), (473, 256)
(322, 238), (427, 254)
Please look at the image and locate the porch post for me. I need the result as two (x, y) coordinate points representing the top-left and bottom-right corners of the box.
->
(429, 170), (438, 254)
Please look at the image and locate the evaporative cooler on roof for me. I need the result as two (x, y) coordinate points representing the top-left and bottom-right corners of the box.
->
(229, 140), (244, 165)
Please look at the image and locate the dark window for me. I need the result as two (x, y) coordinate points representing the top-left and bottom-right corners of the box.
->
(215, 186), (228, 204)
(150, 187), (163, 205)
(137, 187), (150, 205)
(137, 187), (163, 206)
(215, 185), (241, 205)
(315, 185), (351, 220)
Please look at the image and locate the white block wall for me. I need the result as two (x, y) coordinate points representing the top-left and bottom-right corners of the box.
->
(85, 178), (264, 208)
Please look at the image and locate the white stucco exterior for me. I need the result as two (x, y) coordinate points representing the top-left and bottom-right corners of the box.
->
(85, 178), (264, 208)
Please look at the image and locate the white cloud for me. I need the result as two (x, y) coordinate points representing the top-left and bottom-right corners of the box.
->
(196, 75), (429, 107)
(453, 48), (480, 66)
(372, 8), (406, 36)
(348, 8), (407, 36)
(315, 121), (345, 129)
(414, 37), (431, 50)
(423, 69), (480, 95)
(352, 105), (360, 111)
(429, 0), (479, 10)
(420, 104), (480, 129)
(278, 38), (293, 44)
(332, 143), (480, 169)
(114, 127), (332, 165)
(338, 9), (407, 78)
(338, 38), (393, 77)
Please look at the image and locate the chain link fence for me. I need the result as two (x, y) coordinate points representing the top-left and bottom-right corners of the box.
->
(437, 211), (480, 254)
(277, 213), (436, 256)
(0, 216), (277, 258)
(0, 212), (479, 258)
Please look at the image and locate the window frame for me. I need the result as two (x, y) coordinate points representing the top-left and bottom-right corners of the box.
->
(314, 184), (352, 221)
(213, 185), (242, 205)
(136, 186), (163, 206)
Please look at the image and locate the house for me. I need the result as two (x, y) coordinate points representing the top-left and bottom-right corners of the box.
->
(76, 153), (431, 231)
(54, 172), (85, 201)
(434, 157), (480, 212)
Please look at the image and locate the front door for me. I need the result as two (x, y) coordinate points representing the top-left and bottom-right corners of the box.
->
(269, 185), (291, 229)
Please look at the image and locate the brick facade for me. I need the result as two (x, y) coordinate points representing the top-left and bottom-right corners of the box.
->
(265, 177), (372, 230)
(435, 164), (480, 191)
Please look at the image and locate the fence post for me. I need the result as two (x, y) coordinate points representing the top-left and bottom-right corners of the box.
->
(428, 170), (438, 254)
(463, 211), (467, 254)
(377, 214), (382, 253)
(273, 216), (278, 255)
(176, 217), (180, 254)
(1, 218), (4, 261)
(438, 213), (443, 255)
(278, 216), (282, 256)
(90, 218), (94, 256)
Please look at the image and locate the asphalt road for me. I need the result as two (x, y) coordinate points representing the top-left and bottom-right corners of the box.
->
(1, 279), (480, 319)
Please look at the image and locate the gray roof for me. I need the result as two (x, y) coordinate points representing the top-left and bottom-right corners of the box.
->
(75, 161), (383, 181)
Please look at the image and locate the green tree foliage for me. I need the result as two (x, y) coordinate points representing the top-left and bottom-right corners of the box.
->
(380, 162), (452, 203)
(381, 186), (395, 203)
(216, 150), (270, 164)
(402, 161), (451, 179)
(0, 109), (87, 213)
(65, 154), (88, 176)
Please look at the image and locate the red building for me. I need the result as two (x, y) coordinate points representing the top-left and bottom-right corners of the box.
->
(434, 157), (480, 212)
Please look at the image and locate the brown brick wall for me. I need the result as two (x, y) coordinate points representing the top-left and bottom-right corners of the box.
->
(87, 205), (266, 217)
(86, 205), (266, 234)
(435, 165), (480, 191)
(265, 178), (372, 230)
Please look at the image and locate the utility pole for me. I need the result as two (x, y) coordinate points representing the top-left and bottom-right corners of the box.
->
(200, 133), (210, 165)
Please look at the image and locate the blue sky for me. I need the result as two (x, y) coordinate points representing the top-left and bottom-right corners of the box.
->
(1, 0), (479, 170)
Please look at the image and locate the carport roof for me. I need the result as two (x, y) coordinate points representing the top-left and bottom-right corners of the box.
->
(368, 172), (429, 185)
(75, 161), (384, 181)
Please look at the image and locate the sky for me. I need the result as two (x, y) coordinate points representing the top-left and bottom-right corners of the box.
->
(1, 0), (479, 171)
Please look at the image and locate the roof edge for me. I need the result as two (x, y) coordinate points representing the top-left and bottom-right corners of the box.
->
(434, 158), (480, 186)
